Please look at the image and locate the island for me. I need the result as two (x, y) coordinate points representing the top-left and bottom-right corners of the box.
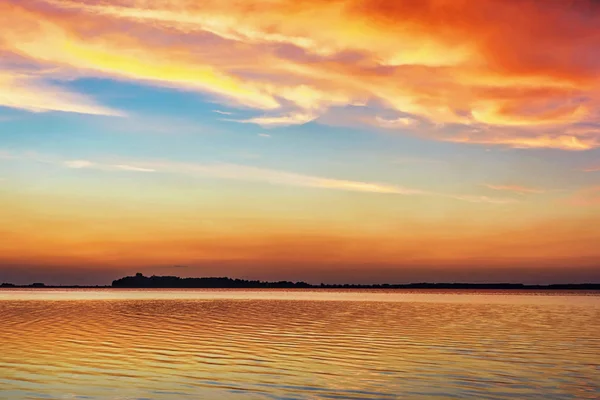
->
(109, 273), (600, 290)
(112, 273), (312, 288)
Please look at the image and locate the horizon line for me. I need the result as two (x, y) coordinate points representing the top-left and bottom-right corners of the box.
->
(2, 274), (599, 289)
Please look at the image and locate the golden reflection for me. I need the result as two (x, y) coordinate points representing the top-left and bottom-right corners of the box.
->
(1, 290), (599, 399)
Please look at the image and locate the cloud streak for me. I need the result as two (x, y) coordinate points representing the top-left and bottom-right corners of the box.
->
(0, 71), (123, 116)
(445, 194), (518, 205)
(64, 160), (155, 172)
(233, 112), (317, 127)
(3, 149), (514, 203)
(114, 164), (156, 172)
(485, 184), (545, 195)
(582, 166), (600, 172)
(99, 159), (428, 195)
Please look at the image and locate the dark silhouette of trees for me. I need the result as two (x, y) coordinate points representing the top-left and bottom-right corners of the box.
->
(1, 274), (598, 289)
(110, 273), (600, 290)
(112, 273), (312, 288)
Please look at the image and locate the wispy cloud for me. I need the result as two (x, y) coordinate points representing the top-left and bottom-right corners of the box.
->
(0, 71), (123, 116)
(114, 160), (517, 203)
(114, 164), (156, 172)
(234, 112), (316, 127)
(213, 110), (233, 115)
(65, 160), (155, 172)
(141, 160), (425, 195)
(63, 157), (425, 195)
(372, 116), (419, 129)
(258, 133), (271, 138)
(582, 166), (600, 172)
(2, 148), (515, 203)
(447, 131), (598, 151)
(445, 194), (519, 205)
(484, 184), (545, 195)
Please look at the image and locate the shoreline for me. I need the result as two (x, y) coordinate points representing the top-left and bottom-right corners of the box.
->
(2, 285), (600, 290)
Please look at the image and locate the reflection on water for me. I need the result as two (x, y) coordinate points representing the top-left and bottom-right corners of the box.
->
(1, 290), (599, 399)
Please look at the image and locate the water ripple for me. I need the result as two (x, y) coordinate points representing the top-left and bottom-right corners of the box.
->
(1, 290), (599, 399)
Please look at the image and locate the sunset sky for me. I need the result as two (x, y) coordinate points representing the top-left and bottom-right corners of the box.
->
(1, 0), (600, 285)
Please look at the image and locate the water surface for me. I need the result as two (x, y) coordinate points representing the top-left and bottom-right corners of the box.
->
(1, 289), (599, 399)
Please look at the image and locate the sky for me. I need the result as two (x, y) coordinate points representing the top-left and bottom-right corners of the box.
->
(1, 0), (600, 285)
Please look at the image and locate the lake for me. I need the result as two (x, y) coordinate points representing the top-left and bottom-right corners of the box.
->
(1, 289), (599, 399)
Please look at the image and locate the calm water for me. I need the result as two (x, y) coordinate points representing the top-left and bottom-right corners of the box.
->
(1, 290), (599, 399)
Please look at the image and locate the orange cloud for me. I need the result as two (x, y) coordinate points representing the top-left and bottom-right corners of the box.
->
(446, 130), (599, 151)
(1, 0), (599, 148)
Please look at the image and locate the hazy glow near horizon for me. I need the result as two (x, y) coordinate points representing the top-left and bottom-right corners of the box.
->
(1, 0), (600, 285)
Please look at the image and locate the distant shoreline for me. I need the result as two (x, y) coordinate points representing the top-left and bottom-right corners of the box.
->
(0, 284), (600, 292)
(1, 273), (599, 290)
